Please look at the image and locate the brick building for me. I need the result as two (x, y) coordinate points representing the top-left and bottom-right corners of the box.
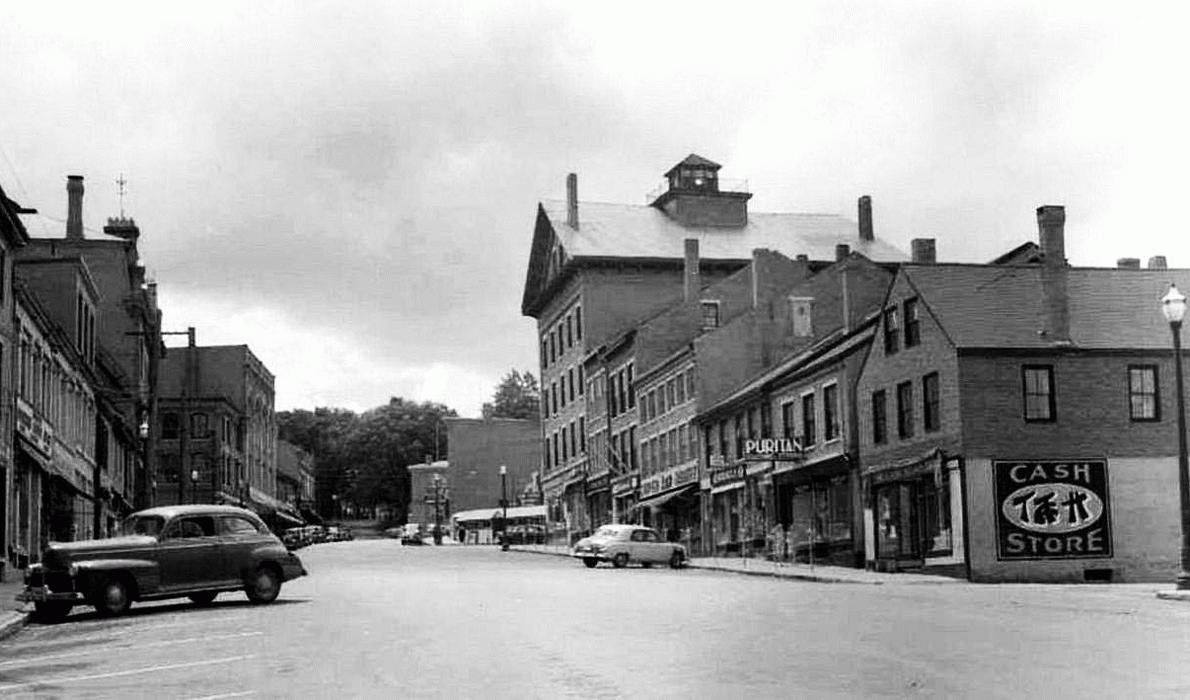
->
(523, 155), (904, 545)
(0, 181), (30, 568)
(856, 205), (1189, 582)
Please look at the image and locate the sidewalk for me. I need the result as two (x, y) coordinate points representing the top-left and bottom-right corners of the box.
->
(0, 565), (32, 641)
(509, 544), (965, 585)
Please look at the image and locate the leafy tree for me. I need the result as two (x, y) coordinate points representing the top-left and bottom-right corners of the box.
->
(482, 369), (540, 420)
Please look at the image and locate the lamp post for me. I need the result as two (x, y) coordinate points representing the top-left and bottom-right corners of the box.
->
(499, 465), (509, 551)
(1162, 283), (1190, 590)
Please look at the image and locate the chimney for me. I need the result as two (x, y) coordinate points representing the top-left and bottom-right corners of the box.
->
(796, 254), (809, 262)
(1036, 205), (1069, 343)
(566, 173), (578, 229)
(857, 195), (874, 241)
(911, 238), (937, 263)
(835, 243), (850, 262)
(1037, 205), (1066, 266)
(684, 238), (701, 303)
(1148, 256), (1167, 270)
(1116, 258), (1141, 269)
(66, 175), (84, 240)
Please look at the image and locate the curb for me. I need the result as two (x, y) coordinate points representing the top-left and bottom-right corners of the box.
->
(1156, 590), (1190, 602)
(685, 564), (877, 585)
(0, 610), (30, 642)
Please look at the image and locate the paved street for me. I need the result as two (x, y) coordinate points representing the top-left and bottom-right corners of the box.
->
(3, 540), (1190, 698)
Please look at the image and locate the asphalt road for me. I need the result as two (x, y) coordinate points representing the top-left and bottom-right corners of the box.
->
(3, 540), (1190, 699)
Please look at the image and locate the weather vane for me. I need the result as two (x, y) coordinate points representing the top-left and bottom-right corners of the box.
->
(116, 173), (127, 218)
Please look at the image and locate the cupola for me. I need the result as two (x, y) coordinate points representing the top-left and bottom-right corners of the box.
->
(648, 154), (751, 228)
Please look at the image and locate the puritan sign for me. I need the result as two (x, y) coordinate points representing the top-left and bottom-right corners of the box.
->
(742, 438), (804, 462)
(993, 460), (1112, 560)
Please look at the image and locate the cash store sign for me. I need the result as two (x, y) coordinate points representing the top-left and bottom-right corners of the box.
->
(993, 460), (1112, 560)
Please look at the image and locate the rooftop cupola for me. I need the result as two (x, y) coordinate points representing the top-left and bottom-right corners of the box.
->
(648, 154), (751, 228)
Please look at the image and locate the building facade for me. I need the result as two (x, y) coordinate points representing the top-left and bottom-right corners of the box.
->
(0, 181), (30, 569)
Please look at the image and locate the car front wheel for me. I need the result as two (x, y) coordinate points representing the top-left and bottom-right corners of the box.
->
(246, 566), (281, 604)
(95, 577), (132, 617)
(582, 558), (598, 569)
(668, 551), (686, 569)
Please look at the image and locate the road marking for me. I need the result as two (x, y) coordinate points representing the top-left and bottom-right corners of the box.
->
(0, 632), (263, 668)
(0, 654), (257, 692)
(185, 692), (257, 700)
(6, 615), (252, 647)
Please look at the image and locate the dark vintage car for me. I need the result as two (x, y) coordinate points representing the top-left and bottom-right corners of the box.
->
(16, 504), (308, 621)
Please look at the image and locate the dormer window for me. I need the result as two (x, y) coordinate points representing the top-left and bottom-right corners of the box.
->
(701, 300), (721, 330)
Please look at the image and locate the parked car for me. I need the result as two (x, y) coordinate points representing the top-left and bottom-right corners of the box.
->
(571, 524), (687, 569)
(16, 504), (308, 621)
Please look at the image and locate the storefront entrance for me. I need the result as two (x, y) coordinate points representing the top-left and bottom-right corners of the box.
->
(873, 473), (951, 569)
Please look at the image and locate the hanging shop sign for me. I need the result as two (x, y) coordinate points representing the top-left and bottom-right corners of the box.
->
(16, 399), (54, 458)
(710, 463), (747, 487)
(742, 438), (805, 463)
(993, 460), (1112, 560)
(586, 473), (610, 493)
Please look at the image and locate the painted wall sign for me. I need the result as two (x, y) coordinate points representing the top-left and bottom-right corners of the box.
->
(639, 464), (698, 498)
(993, 460), (1112, 560)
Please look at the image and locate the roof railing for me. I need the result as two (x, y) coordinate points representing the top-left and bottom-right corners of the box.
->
(645, 178), (749, 204)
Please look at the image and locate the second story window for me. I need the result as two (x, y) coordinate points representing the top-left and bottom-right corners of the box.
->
(162, 412), (180, 440)
(1128, 365), (1159, 421)
(823, 384), (839, 441)
(575, 306), (583, 341)
(801, 393), (816, 447)
(922, 372), (940, 432)
(1022, 365), (1055, 422)
(904, 298), (920, 348)
(872, 390), (887, 444)
(781, 401), (795, 439)
(896, 381), (914, 439)
(191, 412), (209, 438)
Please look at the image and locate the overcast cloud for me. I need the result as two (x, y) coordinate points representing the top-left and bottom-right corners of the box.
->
(1, 1), (1185, 416)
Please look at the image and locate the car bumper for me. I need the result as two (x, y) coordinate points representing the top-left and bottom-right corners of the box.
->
(570, 551), (608, 561)
(16, 586), (83, 604)
(281, 557), (308, 581)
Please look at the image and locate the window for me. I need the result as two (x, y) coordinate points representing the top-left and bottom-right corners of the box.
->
(568, 368), (575, 403)
(903, 298), (920, 348)
(791, 297), (813, 337)
(896, 381), (914, 438)
(760, 402), (772, 439)
(578, 366), (584, 396)
(718, 421), (728, 458)
(667, 378), (677, 408)
(551, 382), (558, 415)
(628, 426), (637, 469)
(541, 340), (548, 368)
(1022, 365), (1055, 422)
(782, 402), (795, 439)
(884, 307), (900, 355)
(802, 394), (816, 446)
(549, 332), (556, 364)
(608, 375), (618, 416)
(569, 421), (576, 458)
(191, 412), (209, 438)
(162, 412), (180, 440)
(686, 367), (696, 398)
(218, 516), (262, 535)
(1128, 366), (1159, 421)
(872, 390), (887, 444)
(579, 416), (586, 452)
(553, 432), (560, 466)
(627, 363), (635, 409)
(823, 384), (840, 441)
(676, 374), (686, 404)
(566, 314), (573, 348)
(701, 301), (721, 330)
(922, 373), (940, 432)
(734, 415), (745, 458)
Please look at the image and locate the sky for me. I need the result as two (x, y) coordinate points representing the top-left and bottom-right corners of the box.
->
(1, 1), (1186, 417)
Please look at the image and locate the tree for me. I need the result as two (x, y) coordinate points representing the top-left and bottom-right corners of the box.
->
(482, 369), (540, 420)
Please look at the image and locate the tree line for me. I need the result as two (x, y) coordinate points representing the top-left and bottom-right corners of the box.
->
(277, 369), (538, 522)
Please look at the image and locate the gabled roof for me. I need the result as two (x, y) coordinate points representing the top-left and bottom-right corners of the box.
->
(665, 153), (721, 174)
(902, 264), (1190, 350)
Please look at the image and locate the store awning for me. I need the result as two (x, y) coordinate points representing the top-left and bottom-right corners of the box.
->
(269, 510), (305, 528)
(635, 483), (698, 512)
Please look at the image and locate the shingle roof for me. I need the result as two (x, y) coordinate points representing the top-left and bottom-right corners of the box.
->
(541, 200), (908, 262)
(903, 264), (1190, 349)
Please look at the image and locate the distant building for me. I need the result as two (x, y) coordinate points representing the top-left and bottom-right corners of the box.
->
(444, 417), (541, 514)
(276, 439), (316, 521)
(407, 460), (449, 532)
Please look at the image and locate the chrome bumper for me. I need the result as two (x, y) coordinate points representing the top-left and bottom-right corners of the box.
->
(16, 586), (83, 603)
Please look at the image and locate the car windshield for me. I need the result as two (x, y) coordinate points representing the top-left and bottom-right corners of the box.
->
(118, 515), (166, 537)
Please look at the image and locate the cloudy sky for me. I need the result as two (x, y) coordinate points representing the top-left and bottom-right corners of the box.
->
(1, 1), (1185, 416)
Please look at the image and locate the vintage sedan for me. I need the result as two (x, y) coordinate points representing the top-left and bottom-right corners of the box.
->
(17, 504), (308, 621)
(571, 524), (687, 569)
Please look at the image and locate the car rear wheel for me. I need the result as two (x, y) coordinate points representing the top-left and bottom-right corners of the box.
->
(33, 601), (72, 622)
(612, 552), (629, 569)
(668, 551), (686, 569)
(189, 592), (218, 606)
(246, 566), (281, 604)
(582, 558), (598, 569)
(95, 577), (132, 617)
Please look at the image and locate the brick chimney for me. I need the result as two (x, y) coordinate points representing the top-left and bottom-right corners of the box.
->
(858, 195), (874, 241)
(835, 244), (850, 262)
(684, 238), (700, 303)
(1149, 256), (1168, 270)
(66, 175), (84, 240)
(911, 238), (936, 263)
(566, 173), (578, 229)
(1037, 205), (1069, 344)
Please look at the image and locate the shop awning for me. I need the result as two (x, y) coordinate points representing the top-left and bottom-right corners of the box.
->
(269, 510), (305, 528)
(635, 483), (698, 511)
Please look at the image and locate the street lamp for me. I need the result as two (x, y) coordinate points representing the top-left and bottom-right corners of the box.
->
(499, 465), (509, 551)
(190, 469), (199, 504)
(1162, 283), (1190, 590)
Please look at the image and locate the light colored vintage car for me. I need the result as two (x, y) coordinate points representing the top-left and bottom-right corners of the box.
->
(17, 504), (308, 621)
(571, 524), (687, 569)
